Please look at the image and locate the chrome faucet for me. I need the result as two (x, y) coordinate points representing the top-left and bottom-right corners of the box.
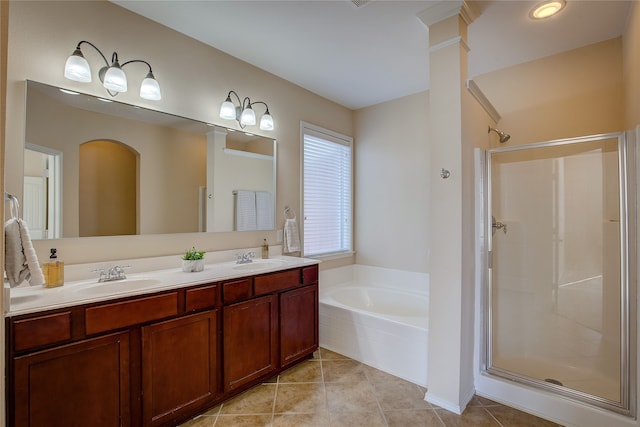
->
(95, 265), (129, 282)
(235, 252), (255, 264)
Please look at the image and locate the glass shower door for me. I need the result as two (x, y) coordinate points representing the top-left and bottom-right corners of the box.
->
(484, 133), (632, 414)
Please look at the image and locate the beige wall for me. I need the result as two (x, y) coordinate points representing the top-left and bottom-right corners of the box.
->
(353, 91), (430, 273)
(23, 148), (41, 176)
(623, 1), (640, 128)
(6, 1), (352, 264)
(475, 38), (624, 145)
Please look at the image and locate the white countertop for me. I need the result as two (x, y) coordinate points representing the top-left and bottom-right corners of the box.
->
(6, 255), (319, 317)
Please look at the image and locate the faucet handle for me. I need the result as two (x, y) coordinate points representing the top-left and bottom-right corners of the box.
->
(114, 265), (130, 279)
(92, 268), (108, 282)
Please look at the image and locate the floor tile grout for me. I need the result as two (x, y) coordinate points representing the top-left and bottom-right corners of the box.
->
(273, 376), (281, 424)
(483, 407), (505, 427)
(180, 348), (559, 427)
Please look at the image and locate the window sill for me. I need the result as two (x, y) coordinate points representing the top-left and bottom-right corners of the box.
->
(306, 251), (355, 262)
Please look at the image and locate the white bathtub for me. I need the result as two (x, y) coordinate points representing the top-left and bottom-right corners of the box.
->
(319, 264), (429, 387)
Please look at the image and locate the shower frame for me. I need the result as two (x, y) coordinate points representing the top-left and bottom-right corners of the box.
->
(480, 131), (636, 417)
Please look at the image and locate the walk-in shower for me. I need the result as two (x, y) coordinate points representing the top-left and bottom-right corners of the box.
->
(482, 132), (635, 417)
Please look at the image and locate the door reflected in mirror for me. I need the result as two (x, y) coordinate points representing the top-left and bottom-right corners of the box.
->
(23, 80), (276, 239)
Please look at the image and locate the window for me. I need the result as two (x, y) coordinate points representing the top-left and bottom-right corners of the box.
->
(302, 122), (353, 257)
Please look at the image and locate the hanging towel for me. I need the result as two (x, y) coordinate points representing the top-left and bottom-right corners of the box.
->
(5, 218), (45, 287)
(283, 217), (301, 253)
(255, 191), (274, 231)
(235, 190), (257, 231)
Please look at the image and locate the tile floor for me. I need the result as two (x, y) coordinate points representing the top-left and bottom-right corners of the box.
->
(180, 348), (562, 427)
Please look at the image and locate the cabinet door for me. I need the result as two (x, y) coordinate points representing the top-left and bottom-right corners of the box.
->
(280, 284), (319, 367)
(223, 295), (277, 392)
(141, 310), (219, 427)
(13, 331), (130, 427)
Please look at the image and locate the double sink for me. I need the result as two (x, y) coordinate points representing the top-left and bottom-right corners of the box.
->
(75, 259), (286, 295)
(8, 258), (290, 313)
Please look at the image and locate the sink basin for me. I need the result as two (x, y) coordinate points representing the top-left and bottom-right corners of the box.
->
(232, 259), (286, 271)
(74, 278), (162, 296)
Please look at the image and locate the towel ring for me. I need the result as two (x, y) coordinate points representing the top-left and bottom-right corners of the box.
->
(5, 193), (19, 219)
(284, 206), (296, 220)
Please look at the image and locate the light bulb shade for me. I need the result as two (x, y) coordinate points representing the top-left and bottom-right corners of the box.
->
(530, 0), (566, 19)
(140, 72), (161, 100)
(102, 63), (128, 92)
(219, 99), (237, 120)
(64, 49), (92, 82)
(259, 113), (274, 131)
(240, 107), (256, 126)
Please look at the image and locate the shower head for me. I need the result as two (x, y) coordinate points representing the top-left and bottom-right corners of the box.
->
(488, 126), (511, 143)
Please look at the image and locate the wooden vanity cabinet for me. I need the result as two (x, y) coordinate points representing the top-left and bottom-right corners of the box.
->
(223, 295), (278, 392)
(222, 265), (320, 391)
(7, 264), (319, 427)
(141, 310), (219, 427)
(12, 331), (131, 427)
(280, 284), (319, 367)
(280, 265), (319, 367)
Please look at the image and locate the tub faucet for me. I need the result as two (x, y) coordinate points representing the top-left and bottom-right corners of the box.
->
(236, 252), (255, 264)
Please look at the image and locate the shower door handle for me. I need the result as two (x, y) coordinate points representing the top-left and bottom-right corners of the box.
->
(492, 216), (507, 235)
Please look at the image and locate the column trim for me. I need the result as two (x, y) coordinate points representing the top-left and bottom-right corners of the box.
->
(428, 35), (470, 54)
(466, 80), (501, 123)
(417, 0), (479, 28)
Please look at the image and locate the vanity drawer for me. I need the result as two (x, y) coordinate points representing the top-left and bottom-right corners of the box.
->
(12, 311), (72, 352)
(254, 269), (300, 295)
(302, 265), (319, 285)
(85, 292), (179, 335)
(223, 279), (253, 304)
(186, 284), (218, 312)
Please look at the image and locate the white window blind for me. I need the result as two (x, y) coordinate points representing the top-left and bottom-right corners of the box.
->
(302, 123), (353, 257)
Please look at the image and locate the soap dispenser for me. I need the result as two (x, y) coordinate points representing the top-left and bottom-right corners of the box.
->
(262, 239), (269, 259)
(43, 248), (64, 288)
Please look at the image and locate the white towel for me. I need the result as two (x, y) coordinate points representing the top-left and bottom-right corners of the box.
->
(283, 218), (301, 253)
(5, 218), (45, 287)
(255, 191), (273, 231)
(19, 219), (45, 286)
(235, 190), (257, 231)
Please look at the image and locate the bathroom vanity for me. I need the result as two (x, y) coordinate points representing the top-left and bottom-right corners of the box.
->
(5, 257), (319, 427)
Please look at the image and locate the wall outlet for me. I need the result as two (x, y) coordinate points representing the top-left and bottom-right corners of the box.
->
(276, 229), (284, 243)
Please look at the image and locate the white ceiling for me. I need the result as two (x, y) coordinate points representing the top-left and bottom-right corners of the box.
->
(112, 0), (632, 110)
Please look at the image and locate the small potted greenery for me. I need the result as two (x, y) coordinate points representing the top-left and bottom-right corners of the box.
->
(181, 247), (206, 272)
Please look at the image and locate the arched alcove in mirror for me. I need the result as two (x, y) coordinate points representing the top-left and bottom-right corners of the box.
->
(79, 140), (138, 237)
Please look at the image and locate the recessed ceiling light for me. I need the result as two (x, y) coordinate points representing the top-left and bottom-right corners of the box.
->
(530, 0), (566, 19)
(59, 88), (80, 95)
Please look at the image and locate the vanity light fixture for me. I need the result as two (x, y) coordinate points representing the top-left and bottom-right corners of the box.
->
(64, 40), (162, 101)
(529, 0), (566, 19)
(219, 90), (274, 131)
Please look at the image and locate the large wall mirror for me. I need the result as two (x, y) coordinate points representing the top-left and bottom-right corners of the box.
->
(24, 80), (276, 239)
